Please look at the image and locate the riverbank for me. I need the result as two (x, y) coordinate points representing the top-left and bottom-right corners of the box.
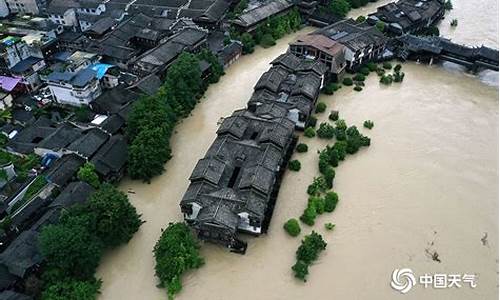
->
(97, 1), (498, 299)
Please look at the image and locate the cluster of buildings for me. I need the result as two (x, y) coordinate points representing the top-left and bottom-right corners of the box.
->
(0, 0), (247, 297)
(367, 0), (445, 35)
(289, 18), (388, 80)
(180, 53), (326, 253)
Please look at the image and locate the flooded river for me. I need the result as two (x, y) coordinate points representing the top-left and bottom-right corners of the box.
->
(97, 1), (499, 299)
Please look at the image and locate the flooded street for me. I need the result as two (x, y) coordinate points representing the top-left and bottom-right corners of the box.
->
(97, 1), (499, 299)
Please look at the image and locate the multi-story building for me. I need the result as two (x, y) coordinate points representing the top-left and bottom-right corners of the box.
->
(289, 34), (347, 80)
(312, 18), (388, 70)
(5, 0), (47, 15)
(45, 68), (102, 107)
(367, 0), (445, 35)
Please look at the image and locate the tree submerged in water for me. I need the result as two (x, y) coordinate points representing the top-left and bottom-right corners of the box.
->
(292, 231), (327, 281)
(154, 222), (205, 300)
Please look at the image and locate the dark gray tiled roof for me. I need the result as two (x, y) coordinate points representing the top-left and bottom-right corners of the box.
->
(50, 181), (95, 208)
(0, 230), (42, 278)
(37, 123), (82, 151)
(67, 128), (110, 158)
(231, 0), (293, 28)
(45, 154), (85, 187)
(90, 134), (127, 177)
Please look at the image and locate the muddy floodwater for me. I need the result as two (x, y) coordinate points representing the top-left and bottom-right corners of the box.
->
(97, 1), (499, 299)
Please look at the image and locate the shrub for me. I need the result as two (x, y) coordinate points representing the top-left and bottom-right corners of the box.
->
(323, 167), (335, 189)
(335, 128), (346, 141)
(342, 77), (353, 86)
(260, 33), (276, 48)
(154, 223), (204, 300)
(309, 196), (325, 215)
(335, 119), (347, 131)
(380, 74), (393, 85)
(292, 231), (327, 281)
(333, 141), (347, 161)
(325, 223), (336, 230)
(353, 73), (365, 81)
(316, 122), (335, 139)
(307, 177), (327, 196)
(296, 231), (327, 264)
(366, 62), (377, 72)
(77, 162), (100, 188)
(288, 159), (301, 171)
(324, 191), (339, 212)
(382, 62), (393, 70)
(240, 33), (255, 54)
(284, 218), (301, 237)
(329, 110), (339, 121)
(300, 203), (317, 226)
(304, 127), (316, 138)
(355, 15), (366, 23)
(450, 18), (458, 27)
(376, 21), (385, 32)
(308, 115), (317, 128)
(321, 145), (339, 167)
(394, 64), (402, 73)
(354, 86), (363, 92)
(292, 260), (309, 281)
(296, 143), (308, 153)
(322, 83), (339, 95)
(444, 0), (453, 10)
(315, 102), (327, 113)
(359, 67), (370, 76)
(393, 72), (405, 83)
(376, 68), (385, 76)
(363, 120), (374, 129)
(42, 279), (102, 300)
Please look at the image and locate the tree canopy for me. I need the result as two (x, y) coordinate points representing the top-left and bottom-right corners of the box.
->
(154, 222), (204, 299)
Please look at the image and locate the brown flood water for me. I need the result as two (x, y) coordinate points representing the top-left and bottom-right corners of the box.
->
(97, 1), (499, 299)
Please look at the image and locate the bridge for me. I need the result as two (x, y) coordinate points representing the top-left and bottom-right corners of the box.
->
(393, 35), (499, 72)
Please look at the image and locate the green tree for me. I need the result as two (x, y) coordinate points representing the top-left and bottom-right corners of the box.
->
(315, 102), (327, 113)
(307, 177), (327, 196)
(356, 15), (366, 23)
(324, 191), (339, 212)
(304, 127), (316, 138)
(283, 218), (301, 237)
(87, 184), (143, 247)
(296, 143), (308, 153)
(292, 260), (309, 281)
(163, 52), (203, 116)
(300, 203), (317, 226)
(376, 21), (385, 32)
(328, 0), (351, 17)
(42, 279), (101, 300)
(154, 222), (204, 300)
(288, 159), (301, 171)
(39, 220), (103, 280)
(316, 122), (335, 139)
(260, 33), (276, 48)
(240, 33), (255, 54)
(128, 126), (171, 182)
(126, 95), (173, 141)
(342, 77), (353, 86)
(363, 120), (374, 129)
(197, 49), (225, 84)
(0, 109), (12, 123)
(77, 162), (100, 188)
